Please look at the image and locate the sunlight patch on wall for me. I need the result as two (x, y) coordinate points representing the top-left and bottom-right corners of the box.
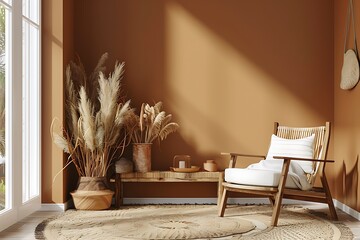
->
(51, 0), (63, 41)
(164, 2), (323, 155)
(50, 40), (64, 202)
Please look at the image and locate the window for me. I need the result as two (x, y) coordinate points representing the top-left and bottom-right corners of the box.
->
(0, 0), (40, 231)
(0, 0), (10, 213)
(22, 0), (40, 202)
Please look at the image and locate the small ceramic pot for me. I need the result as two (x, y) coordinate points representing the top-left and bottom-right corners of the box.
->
(203, 160), (218, 172)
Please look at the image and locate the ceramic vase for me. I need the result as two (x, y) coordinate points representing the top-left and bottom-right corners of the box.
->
(133, 143), (152, 172)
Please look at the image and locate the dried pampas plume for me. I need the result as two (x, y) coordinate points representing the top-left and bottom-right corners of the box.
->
(126, 101), (179, 144)
(52, 53), (133, 178)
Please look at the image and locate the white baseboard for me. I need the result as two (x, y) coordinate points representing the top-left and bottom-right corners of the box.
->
(40, 203), (66, 211)
(123, 198), (218, 205)
(227, 198), (323, 205)
(333, 199), (360, 220)
(40, 200), (73, 212)
(122, 197), (323, 205)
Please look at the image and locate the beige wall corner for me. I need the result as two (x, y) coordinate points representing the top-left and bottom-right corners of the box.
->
(42, 0), (74, 204)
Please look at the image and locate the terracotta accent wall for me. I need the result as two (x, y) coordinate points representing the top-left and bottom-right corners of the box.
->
(70, 0), (334, 198)
(40, 0), (336, 202)
(334, 0), (360, 211)
(42, 0), (74, 203)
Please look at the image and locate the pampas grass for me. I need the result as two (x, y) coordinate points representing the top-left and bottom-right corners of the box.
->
(52, 53), (134, 177)
(126, 101), (179, 144)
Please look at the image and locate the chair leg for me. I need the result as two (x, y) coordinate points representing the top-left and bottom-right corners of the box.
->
(320, 174), (338, 220)
(218, 188), (228, 217)
(271, 158), (291, 226)
(271, 194), (283, 227)
(269, 197), (275, 206)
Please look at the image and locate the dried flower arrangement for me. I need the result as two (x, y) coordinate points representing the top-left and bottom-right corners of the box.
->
(52, 53), (134, 177)
(126, 102), (179, 144)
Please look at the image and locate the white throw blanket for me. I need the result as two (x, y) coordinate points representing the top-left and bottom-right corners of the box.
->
(247, 159), (313, 190)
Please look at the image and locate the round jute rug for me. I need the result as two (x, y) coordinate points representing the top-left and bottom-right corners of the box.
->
(35, 205), (353, 240)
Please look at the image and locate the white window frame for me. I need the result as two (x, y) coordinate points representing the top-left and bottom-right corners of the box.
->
(0, 0), (41, 231)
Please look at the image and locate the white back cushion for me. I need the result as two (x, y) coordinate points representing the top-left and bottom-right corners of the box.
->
(266, 134), (315, 173)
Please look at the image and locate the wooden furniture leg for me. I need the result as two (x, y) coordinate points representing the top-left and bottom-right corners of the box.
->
(115, 173), (122, 208)
(217, 172), (224, 206)
(271, 158), (290, 226)
(269, 197), (275, 206)
(218, 188), (228, 217)
(320, 173), (338, 220)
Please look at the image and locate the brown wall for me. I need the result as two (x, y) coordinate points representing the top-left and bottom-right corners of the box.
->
(42, 0), (336, 201)
(334, 0), (360, 211)
(71, 0), (334, 198)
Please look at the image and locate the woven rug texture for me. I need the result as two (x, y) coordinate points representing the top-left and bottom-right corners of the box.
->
(35, 205), (353, 240)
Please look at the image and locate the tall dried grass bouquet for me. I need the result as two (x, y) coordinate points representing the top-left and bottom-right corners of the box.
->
(52, 53), (134, 177)
(126, 102), (179, 143)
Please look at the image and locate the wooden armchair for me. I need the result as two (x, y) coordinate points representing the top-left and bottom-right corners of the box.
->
(218, 122), (337, 226)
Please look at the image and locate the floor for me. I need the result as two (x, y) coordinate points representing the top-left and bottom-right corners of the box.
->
(0, 211), (58, 239)
(0, 205), (359, 239)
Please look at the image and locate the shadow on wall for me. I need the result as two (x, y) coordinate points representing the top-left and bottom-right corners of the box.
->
(74, 1), (333, 111)
(342, 157), (358, 207)
(167, 0), (333, 118)
(160, 0), (333, 166)
(73, 0), (333, 184)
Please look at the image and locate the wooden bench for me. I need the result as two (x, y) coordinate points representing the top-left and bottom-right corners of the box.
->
(115, 171), (224, 208)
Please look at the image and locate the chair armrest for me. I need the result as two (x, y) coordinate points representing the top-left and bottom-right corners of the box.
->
(221, 152), (266, 168)
(273, 156), (334, 163)
(221, 152), (266, 159)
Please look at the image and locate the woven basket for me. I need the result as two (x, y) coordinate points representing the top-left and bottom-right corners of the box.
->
(71, 177), (113, 210)
(71, 190), (114, 210)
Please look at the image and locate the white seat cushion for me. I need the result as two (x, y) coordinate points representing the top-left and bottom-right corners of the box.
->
(225, 160), (313, 190)
(225, 168), (299, 189)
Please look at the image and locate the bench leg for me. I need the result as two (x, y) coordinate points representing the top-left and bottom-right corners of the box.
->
(115, 173), (122, 208)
